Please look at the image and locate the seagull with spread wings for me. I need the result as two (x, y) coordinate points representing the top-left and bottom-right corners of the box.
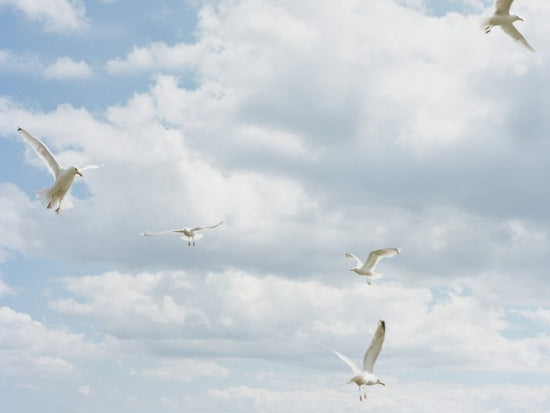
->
(484, 0), (534, 51)
(17, 127), (103, 214)
(325, 320), (386, 401)
(141, 221), (224, 246)
(345, 248), (401, 284)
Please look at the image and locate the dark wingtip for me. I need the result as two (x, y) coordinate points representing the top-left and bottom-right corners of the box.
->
(17, 127), (22, 131)
(379, 320), (386, 330)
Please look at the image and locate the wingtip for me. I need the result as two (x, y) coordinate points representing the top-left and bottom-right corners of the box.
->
(379, 319), (386, 329)
(396, 248), (402, 254)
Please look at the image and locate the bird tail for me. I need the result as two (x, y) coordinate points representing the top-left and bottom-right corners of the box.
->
(36, 188), (52, 208)
(36, 189), (73, 210)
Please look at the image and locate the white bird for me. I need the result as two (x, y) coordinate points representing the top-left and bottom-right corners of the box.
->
(17, 127), (103, 214)
(484, 0), (534, 51)
(326, 320), (386, 401)
(141, 221), (224, 246)
(345, 248), (401, 284)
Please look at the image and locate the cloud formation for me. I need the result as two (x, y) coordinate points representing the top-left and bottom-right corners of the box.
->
(43, 57), (93, 79)
(0, 0), (87, 32)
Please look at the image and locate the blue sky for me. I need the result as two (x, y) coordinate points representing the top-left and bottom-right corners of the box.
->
(1, 0), (550, 412)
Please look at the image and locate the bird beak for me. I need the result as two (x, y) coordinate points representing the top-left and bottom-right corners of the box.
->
(379, 381), (386, 386)
(518, 17), (524, 21)
(77, 170), (83, 177)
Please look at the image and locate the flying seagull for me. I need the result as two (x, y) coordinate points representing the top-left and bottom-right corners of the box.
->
(345, 248), (401, 284)
(325, 320), (386, 401)
(484, 0), (534, 51)
(17, 127), (103, 214)
(141, 221), (224, 246)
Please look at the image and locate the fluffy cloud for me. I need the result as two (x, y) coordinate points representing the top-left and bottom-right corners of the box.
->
(138, 359), (230, 382)
(0, 277), (14, 296)
(186, 382), (550, 413)
(49, 269), (550, 374)
(0, 0), (87, 33)
(1, 0), (550, 409)
(0, 306), (107, 377)
(43, 57), (93, 80)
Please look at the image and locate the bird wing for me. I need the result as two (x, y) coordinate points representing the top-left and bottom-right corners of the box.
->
(141, 229), (183, 236)
(190, 221), (224, 232)
(494, 0), (513, 15)
(17, 127), (61, 178)
(363, 248), (400, 271)
(345, 252), (363, 267)
(79, 164), (104, 172)
(330, 348), (362, 376)
(500, 23), (535, 51)
(363, 320), (386, 373)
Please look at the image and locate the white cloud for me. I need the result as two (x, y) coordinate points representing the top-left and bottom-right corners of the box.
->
(187, 382), (550, 413)
(49, 269), (550, 374)
(0, 184), (43, 263)
(43, 57), (92, 80)
(0, 0), (87, 33)
(139, 359), (230, 382)
(0, 278), (14, 297)
(0, 306), (107, 377)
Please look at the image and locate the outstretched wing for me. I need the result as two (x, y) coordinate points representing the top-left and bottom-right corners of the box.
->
(363, 320), (386, 373)
(17, 127), (61, 178)
(79, 164), (104, 172)
(331, 349), (362, 376)
(363, 248), (401, 271)
(317, 340), (361, 376)
(494, 0), (513, 15)
(345, 252), (363, 267)
(190, 220), (224, 232)
(500, 23), (535, 51)
(141, 229), (183, 236)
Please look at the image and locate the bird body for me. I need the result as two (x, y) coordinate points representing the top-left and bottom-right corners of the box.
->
(141, 221), (224, 246)
(17, 127), (102, 214)
(484, 0), (534, 51)
(345, 248), (401, 284)
(37, 167), (81, 211)
(327, 320), (386, 401)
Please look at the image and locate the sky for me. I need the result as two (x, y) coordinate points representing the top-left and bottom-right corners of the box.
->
(1, 0), (550, 412)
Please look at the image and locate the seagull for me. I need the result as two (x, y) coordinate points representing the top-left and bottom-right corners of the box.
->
(325, 320), (386, 401)
(17, 127), (103, 214)
(484, 0), (534, 51)
(141, 221), (224, 246)
(345, 248), (401, 284)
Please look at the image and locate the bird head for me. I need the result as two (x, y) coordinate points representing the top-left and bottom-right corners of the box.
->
(513, 15), (524, 22)
(72, 166), (83, 177)
(376, 378), (386, 386)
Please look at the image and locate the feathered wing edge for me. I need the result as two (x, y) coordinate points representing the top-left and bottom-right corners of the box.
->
(17, 127), (61, 178)
(363, 320), (386, 373)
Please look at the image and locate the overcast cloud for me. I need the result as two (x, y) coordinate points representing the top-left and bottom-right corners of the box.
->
(0, 0), (549, 412)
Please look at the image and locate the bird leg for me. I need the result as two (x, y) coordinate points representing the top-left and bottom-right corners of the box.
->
(359, 386), (366, 401)
(55, 207), (61, 214)
(484, 25), (492, 33)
